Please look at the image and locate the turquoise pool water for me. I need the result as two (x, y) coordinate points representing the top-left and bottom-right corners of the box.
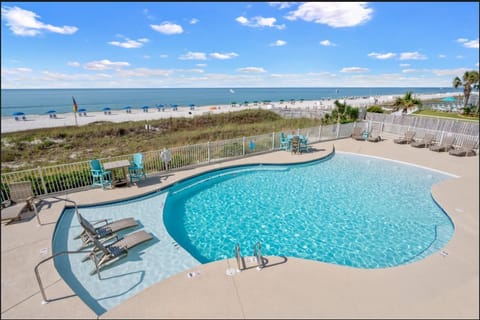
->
(53, 152), (455, 315)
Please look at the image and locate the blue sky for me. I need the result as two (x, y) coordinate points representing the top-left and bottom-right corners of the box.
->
(1, 2), (479, 89)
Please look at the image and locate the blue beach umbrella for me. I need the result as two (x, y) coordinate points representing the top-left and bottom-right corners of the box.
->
(102, 107), (111, 115)
(46, 110), (57, 118)
(189, 103), (195, 110)
(123, 106), (132, 113)
(142, 105), (149, 112)
(12, 111), (26, 120)
(78, 108), (87, 113)
(46, 109), (56, 114)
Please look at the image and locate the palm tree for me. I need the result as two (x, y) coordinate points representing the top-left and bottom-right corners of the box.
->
(393, 91), (422, 113)
(453, 70), (479, 109)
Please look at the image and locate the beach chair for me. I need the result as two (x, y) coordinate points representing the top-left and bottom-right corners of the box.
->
(394, 130), (416, 144)
(367, 129), (382, 142)
(75, 212), (138, 248)
(429, 136), (455, 152)
(279, 132), (289, 150)
(128, 153), (146, 183)
(448, 140), (477, 157)
(299, 135), (310, 153)
(411, 133), (435, 148)
(88, 230), (153, 275)
(351, 126), (364, 141)
(90, 159), (112, 190)
(1, 181), (38, 224)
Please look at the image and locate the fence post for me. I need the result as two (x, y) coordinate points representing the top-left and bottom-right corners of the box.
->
(318, 125), (322, 141)
(272, 132), (275, 150)
(207, 141), (211, 163)
(242, 137), (246, 156)
(37, 166), (48, 195)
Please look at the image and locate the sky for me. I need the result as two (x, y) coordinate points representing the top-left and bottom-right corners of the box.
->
(1, 2), (479, 89)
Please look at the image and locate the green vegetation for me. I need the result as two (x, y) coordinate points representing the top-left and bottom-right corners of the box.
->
(413, 109), (479, 121)
(321, 100), (359, 125)
(453, 70), (479, 114)
(393, 91), (422, 113)
(1, 109), (321, 172)
(366, 105), (384, 113)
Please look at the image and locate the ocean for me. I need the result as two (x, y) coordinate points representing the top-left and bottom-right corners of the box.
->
(1, 87), (461, 117)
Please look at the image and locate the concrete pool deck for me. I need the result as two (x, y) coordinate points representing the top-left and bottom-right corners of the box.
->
(1, 137), (479, 319)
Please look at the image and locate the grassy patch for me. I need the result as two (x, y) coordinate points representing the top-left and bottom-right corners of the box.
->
(1, 109), (321, 172)
(413, 110), (479, 121)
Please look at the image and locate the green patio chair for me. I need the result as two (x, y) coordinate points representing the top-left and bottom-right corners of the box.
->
(90, 159), (112, 190)
(128, 153), (146, 183)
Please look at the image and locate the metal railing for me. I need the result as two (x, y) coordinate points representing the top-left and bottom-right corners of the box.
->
(253, 242), (265, 270)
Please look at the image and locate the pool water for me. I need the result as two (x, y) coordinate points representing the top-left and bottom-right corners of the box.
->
(53, 152), (455, 315)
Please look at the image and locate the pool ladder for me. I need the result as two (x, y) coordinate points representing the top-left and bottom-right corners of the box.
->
(234, 242), (265, 272)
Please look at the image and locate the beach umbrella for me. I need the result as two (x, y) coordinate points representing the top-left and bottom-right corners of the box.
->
(189, 103), (195, 110)
(46, 110), (57, 118)
(172, 104), (179, 110)
(102, 107), (111, 115)
(12, 111), (26, 120)
(442, 97), (456, 102)
(123, 106), (132, 113)
(142, 105), (149, 112)
(77, 108), (87, 116)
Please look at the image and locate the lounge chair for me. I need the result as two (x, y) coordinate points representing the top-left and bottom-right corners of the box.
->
(429, 136), (456, 152)
(367, 129), (382, 142)
(90, 159), (112, 190)
(87, 230), (153, 275)
(448, 140), (477, 157)
(75, 212), (138, 248)
(351, 126), (364, 141)
(1, 181), (38, 224)
(394, 130), (416, 144)
(411, 133), (435, 148)
(128, 153), (146, 183)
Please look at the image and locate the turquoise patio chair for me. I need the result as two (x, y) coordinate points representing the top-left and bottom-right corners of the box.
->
(90, 160), (112, 190)
(280, 132), (289, 150)
(299, 135), (310, 153)
(128, 153), (146, 183)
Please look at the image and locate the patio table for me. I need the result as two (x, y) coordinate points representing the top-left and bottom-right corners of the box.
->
(103, 160), (130, 188)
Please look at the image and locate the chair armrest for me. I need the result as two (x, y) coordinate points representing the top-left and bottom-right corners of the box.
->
(92, 219), (109, 226)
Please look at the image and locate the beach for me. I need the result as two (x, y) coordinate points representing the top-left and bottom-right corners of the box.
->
(0, 92), (458, 134)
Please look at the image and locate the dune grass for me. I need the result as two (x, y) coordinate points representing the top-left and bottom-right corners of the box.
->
(1, 109), (321, 172)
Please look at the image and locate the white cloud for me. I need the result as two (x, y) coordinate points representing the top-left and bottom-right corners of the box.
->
(320, 40), (336, 46)
(340, 67), (369, 73)
(68, 61), (80, 67)
(431, 68), (470, 77)
(151, 22), (183, 35)
(438, 54), (446, 58)
(1, 6), (78, 36)
(271, 40), (287, 46)
(463, 39), (479, 49)
(237, 67), (266, 73)
(2, 67), (32, 74)
(83, 59), (130, 70)
(190, 18), (199, 24)
(196, 63), (207, 67)
(209, 52), (238, 60)
(368, 52), (396, 59)
(142, 9), (154, 20)
(159, 54), (168, 58)
(116, 68), (172, 77)
(286, 2), (373, 28)
(456, 55), (463, 59)
(269, 2), (296, 9)
(456, 38), (468, 43)
(399, 52), (427, 60)
(235, 16), (285, 29)
(402, 69), (420, 74)
(108, 37), (149, 49)
(179, 52), (207, 60)
(399, 63), (410, 67)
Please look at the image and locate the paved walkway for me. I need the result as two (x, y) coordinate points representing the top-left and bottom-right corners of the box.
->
(2, 138), (478, 319)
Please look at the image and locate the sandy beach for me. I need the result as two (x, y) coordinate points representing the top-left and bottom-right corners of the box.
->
(1, 92), (458, 134)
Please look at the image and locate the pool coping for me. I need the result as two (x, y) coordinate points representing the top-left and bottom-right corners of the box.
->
(1, 138), (478, 319)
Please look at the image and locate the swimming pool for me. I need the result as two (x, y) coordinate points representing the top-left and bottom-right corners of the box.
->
(53, 152), (455, 315)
